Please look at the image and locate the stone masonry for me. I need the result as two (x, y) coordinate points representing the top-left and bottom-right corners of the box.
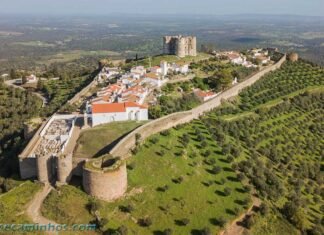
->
(163, 35), (197, 58)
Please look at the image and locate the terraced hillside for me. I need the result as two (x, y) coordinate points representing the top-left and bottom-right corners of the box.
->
(41, 60), (323, 235)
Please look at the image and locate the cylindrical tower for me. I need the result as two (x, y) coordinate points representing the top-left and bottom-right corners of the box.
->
(163, 36), (171, 55)
(36, 154), (51, 183)
(57, 154), (73, 183)
(176, 37), (186, 58)
(83, 155), (127, 201)
(288, 52), (299, 62)
(191, 37), (197, 57)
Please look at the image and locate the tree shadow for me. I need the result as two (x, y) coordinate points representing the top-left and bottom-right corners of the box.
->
(234, 199), (245, 206)
(215, 190), (226, 197)
(227, 176), (239, 182)
(191, 229), (202, 235)
(236, 187), (246, 193)
(223, 167), (234, 172)
(226, 208), (236, 215)
(153, 231), (164, 235)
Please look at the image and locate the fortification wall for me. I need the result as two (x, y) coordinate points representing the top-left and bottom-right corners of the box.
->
(36, 155), (53, 183)
(57, 154), (73, 183)
(110, 54), (286, 159)
(83, 161), (127, 201)
(72, 157), (88, 176)
(19, 157), (37, 179)
(68, 78), (97, 104)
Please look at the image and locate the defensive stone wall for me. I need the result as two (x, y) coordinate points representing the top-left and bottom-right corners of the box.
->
(110, 54), (286, 159)
(36, 154), (54, 183)
(68, 78), (97, 104)
(163, 35), (197, 58)
(83, 156), (127, 201)
(57, 154), (73, 183)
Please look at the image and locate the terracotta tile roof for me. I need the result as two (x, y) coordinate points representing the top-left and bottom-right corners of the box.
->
(145, 73), (159, 80)
(92, 102), (147, 114)
(227, 53), (240, 60)
(195, 89), (215, 98)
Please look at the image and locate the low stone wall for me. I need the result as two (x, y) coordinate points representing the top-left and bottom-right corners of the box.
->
(110, 54), (286, 159)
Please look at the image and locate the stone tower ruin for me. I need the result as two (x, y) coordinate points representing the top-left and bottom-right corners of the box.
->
(163, 35), (197, 58)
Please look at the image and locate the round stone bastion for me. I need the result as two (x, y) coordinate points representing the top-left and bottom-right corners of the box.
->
(288, 52), (299, 62)
(83, 155), (127, 201)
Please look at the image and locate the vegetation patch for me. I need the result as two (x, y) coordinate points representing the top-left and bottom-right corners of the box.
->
(0, 181), (42, 223)
(41, 185), (94, 225)
(74, 121), (145, 159)
(99, 120), (250, 234)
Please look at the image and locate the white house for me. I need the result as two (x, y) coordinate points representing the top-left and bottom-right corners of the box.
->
(91, 102), (148, 126)
(98, 67), (120, 83)
(130, 66), (146, 77)
(194, 89), (218, 102)
(160, 61), (168, 76)
(227, 53), (245, 65)
(150, 66), (162, 74)
(171, 62), (189, 74)
(144, 73), (164, 87)
(26, 74), (38, 83)
(256, 56), (271, 65)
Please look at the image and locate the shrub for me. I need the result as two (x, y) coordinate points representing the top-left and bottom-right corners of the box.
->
(178, 218), (190, 226)
(211, 166), (222, 175)
(201, 227), (212, 235)
(163, 228), (173, 235)
(119, 205), (134, 213)
(259, 203), (269, 216)
(150, 137), (159, 144)
(217, 217), (227, 227)
(244, 215), (255, 229)
(160, 130), (170, 136)
(138, 217), (152, 227)
(116, 225), (128, 235)
(224, 187), (232, 196)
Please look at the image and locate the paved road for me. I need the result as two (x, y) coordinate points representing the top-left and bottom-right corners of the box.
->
(4, 79), (48, 107)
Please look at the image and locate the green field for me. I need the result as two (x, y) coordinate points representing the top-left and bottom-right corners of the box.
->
(124, 53), (211, 70)
(40, 50), (121, 65)
(0, 181), (42, 223)
(74, 121), (145, 159)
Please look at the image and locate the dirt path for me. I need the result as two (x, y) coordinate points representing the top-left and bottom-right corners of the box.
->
(220, 196), (262, 235)
(26, 184), (58, 233)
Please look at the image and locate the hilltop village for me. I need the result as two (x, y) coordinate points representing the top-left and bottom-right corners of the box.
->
(17, 35), (287, 202)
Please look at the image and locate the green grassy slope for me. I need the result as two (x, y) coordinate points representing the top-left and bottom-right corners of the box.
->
(74, 121), (145, 159)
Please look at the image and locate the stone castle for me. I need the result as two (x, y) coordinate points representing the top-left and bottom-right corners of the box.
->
(163, 35), (197, 58)
(18, 114), (127, 201)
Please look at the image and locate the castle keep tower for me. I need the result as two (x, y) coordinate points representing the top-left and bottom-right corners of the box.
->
(163, 35), (197, 58)
(83, 155), (127, 201)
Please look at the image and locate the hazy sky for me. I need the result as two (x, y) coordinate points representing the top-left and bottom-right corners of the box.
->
(1, 0), (323, 16)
